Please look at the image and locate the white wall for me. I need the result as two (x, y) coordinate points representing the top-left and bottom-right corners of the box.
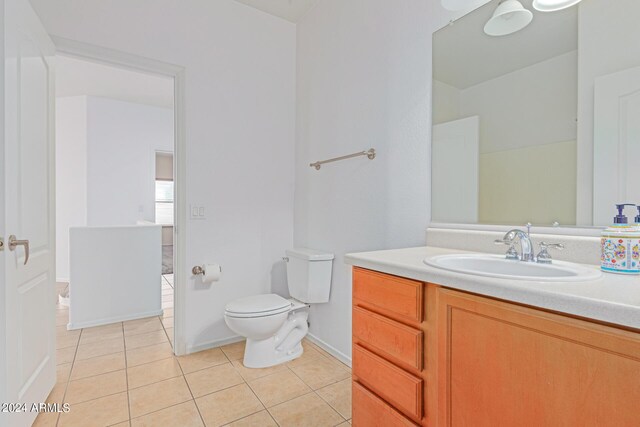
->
(31, 0), (296, 351)
(86, 96), (173, 226)
(55, 96), (87, 281)
(56, 96), (173, 280)
(295, 0), (444, 359)
(577, 0), (640, 225)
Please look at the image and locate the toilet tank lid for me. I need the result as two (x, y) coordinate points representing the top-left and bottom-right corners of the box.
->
(286, 248), (334, 261)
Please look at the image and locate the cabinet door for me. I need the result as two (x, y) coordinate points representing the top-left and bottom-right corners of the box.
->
(437, 288), (640, 427)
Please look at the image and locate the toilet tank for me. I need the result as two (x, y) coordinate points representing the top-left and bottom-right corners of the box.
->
(285, 248), (334, 303)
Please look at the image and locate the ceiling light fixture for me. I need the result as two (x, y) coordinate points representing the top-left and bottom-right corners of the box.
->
(441, 0), (490, 12)
(484, 0), (533, 37)
(532, 0), (583, 12)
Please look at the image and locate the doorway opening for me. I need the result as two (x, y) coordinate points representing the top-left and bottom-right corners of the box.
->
(54, 52), (181, 352)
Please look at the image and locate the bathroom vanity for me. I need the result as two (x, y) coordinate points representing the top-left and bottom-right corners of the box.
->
(347, 247), (640, 427)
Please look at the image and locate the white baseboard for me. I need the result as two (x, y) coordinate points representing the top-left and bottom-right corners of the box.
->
(67, 308), (164, 330)
(306, 333), (352, 367)
(187, 335), (244, 354)
(56, 278), (69, 284)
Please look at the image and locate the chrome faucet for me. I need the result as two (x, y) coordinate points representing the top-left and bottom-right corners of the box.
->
(502, 228), (536, 262)
(495, 223), (564, 263)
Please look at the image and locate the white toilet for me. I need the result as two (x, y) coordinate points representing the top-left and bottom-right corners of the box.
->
(224, 248), (334, 368)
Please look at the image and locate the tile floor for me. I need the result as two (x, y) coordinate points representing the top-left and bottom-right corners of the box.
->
(37, 277), (352, 427)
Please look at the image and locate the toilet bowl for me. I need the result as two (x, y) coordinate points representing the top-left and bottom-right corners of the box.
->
(224, 294), (309, 368)
(224, 248), (334, 369)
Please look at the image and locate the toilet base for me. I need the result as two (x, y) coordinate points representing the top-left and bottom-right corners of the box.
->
(242, 309), (309, 368)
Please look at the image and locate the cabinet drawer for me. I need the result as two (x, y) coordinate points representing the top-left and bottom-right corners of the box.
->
(352, 381), (418, 427)
(353, 268), (423, 325)
(353, 306), (423, 371)
(353, 344), (423, 421)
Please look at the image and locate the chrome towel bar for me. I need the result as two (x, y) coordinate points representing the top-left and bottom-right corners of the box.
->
(310, 148), (376, 170)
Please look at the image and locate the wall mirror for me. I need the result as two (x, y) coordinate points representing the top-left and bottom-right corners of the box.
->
(431, 0), (640, 228)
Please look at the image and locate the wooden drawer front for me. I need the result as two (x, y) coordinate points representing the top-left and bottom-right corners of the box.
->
(353, 306), (423, 371)
(353, 268), (423, 324)
(353, 344), (423, 421)
(352, 381), (418, 427)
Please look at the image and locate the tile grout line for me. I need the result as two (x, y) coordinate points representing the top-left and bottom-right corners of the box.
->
(55, 326), (83, 427)
(121, 321), (133, 425)
(174, 349), (208, 427)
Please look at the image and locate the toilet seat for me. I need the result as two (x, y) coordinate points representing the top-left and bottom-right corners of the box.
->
(225, 294), (292, 318)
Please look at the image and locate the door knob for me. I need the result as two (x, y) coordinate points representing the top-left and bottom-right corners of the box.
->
(0, 237), (4, 251)
(8, 235), (29, 265)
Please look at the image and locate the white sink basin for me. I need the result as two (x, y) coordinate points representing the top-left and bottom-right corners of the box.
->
(423, 254), (602, 282)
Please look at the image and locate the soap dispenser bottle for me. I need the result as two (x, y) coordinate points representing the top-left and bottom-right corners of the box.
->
(601, 204), (640, 274)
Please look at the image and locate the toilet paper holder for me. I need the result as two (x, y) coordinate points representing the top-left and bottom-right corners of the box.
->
(192, 264), (222, 276)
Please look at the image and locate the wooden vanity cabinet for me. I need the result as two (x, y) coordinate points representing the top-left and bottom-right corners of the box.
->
(436, 287), (640, 427)
(352, 267), (640, 427)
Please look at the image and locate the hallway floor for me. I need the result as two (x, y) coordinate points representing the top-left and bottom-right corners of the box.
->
(37, 278), (351, 427)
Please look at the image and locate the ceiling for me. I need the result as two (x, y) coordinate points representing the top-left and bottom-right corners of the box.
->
(232, 0), (320, 23)
(434, 0), (578, 89)
(56, 55), (174, 109)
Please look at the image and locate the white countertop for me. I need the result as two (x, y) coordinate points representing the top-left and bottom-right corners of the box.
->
(345, 246), (640, 330)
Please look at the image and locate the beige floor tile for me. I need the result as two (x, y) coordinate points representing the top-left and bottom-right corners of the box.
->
(127, 357), (182, 389)
(80, 322), (122, 338)
(76, 336), (124, 361)
(289, 357), (351, 390)
(195, 383), (264, 427)
(177, 348), (228, 374)
(57, 347), (76, 365)
(46, 382), (67, 404)
(65, 370), (127, 404)
(128, 376), (192, 418)
(70, 352), (126, 380)
(336, 422), (350, 426)
(57, 332), (80, 350)
(286, 344), (328, 369)
(161, 317), (173, 328)
(219, 341), (245, 361)
(165, 328), (174, 344)
(248, 369), (311, 408)
(124, 317), (163, 336)
(58, 392), (129, 427)
(185, 362), (244, 398)
(130, 400), (203, 427)
(268, 393), (344, 427)
(32, 411), (59, 427)
(57, 363), (72, 384)
(162, 308), (174, 318)
(111, 422), (131, 427)
(57, 325), (80, 340)
(223, 410), (277, 427)
(125, 329), (168, 350)
(126, 342), (174, 367)
(316, 378), (352, 419)
(79, 327), (123, 345)
(229, 359), (287, 382)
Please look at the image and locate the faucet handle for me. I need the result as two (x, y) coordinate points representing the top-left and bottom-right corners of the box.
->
(537, 242), (564, 264)
(495, 239), (519, 260)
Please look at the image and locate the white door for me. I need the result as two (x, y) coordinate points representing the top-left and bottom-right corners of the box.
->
(593, 65), (640, 225)
(432, 116), (480, 223)
(2, 0), (56, 425)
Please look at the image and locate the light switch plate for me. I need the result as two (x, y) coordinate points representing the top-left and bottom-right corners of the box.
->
(190, 205), (206, 220)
